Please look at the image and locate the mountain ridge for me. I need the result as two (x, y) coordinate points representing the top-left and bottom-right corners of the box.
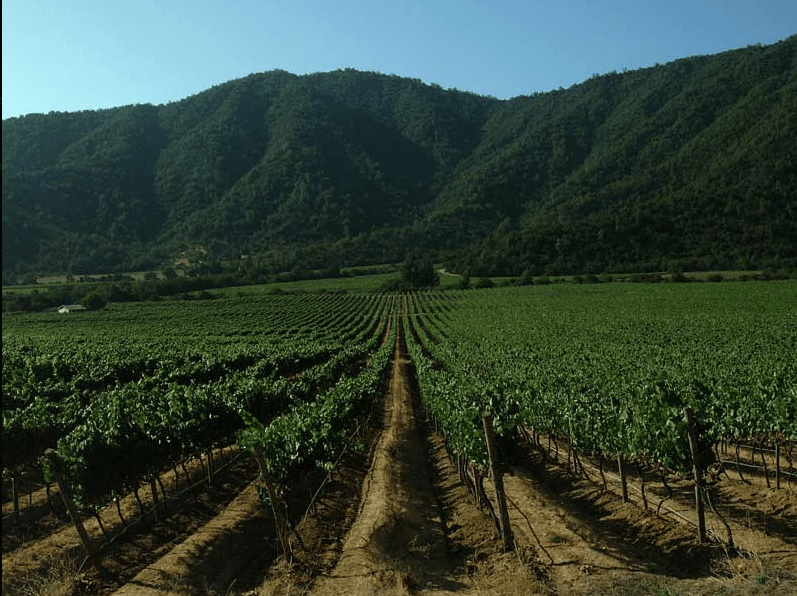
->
(3, 36), (796, 279)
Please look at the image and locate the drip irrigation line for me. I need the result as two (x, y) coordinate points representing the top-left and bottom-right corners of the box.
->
(724, 442), (794, 456)
(536, 441), (727, 542)
(719, 459), (797, 478)
(76, 446), (249, 574)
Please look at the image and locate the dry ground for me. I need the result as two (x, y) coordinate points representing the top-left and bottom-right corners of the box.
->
(3, 326), (796, 596)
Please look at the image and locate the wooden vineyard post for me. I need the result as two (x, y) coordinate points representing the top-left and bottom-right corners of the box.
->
(610, 397), (629, 503)
(45, 481), (56, 515)
(252, 445), (291, 560)
(683, 409), (707, 544)
(149, 475), (160, 522)
(482, 413), (514, 552)
(775, 439), (781, 490)
(617, 456), (629, 503)
(734, 443), (747, 483)
(598, 456), (608, 490)
(11, 472), (20, 525)
(44, 449), (103, 574)
(757, 440), (771, 488)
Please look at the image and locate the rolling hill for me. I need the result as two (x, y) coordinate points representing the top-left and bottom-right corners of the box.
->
(3, 35), (796, 278)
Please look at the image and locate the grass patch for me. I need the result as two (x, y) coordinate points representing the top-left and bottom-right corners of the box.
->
(11, 550), (83, 596)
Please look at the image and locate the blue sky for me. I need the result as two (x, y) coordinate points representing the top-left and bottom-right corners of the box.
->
(3, 0), (796, 119)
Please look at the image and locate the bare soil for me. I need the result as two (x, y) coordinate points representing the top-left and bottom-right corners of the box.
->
(2, 448), (264, 596)
(3, 324), (796, 596)
(255, 321), (538, 596)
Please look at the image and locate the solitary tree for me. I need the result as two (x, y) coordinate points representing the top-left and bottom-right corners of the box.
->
(82, 291), (107, 311)
(400, 251), (439, 288)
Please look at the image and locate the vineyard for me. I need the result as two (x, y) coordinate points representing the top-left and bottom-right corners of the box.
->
(2, 281), (796, 595)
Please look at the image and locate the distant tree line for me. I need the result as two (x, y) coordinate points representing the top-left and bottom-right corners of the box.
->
(5, 258), (793, 313)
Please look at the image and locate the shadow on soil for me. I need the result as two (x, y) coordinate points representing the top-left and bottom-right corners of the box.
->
(511, 440), (727, 579)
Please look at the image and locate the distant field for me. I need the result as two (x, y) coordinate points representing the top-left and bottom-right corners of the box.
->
(0, 268), (774, 299)
(4, 264), (455, 296)
(214, 272), (399, 295)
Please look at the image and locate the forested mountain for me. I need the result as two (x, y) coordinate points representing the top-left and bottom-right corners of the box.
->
(3, 36), (796, 278)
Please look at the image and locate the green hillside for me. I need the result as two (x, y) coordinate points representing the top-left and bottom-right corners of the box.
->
(3, 36), (796, 280)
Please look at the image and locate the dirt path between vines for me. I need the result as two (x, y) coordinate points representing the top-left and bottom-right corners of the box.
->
(2, 448), (261, 596)
(307, 333), (458, 595)
(112, 482), (272, 596)
(258, 324), (540, 596)
(517, 436), (797, 578)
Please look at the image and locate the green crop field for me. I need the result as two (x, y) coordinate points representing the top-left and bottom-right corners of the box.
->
(3, 279), (795, 594)
(405, 281), (797, 470)
(5, 280), (794, 494)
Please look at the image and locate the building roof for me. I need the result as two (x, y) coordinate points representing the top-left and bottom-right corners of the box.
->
(58, 304), (87, 312)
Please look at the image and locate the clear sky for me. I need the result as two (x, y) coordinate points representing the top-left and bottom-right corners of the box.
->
(3, 0), (796, 119)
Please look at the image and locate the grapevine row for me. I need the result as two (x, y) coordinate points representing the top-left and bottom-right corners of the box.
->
(404, 284), (796, 478)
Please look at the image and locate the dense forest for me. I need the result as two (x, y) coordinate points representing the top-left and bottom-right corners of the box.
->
(3, 36), (796, 281)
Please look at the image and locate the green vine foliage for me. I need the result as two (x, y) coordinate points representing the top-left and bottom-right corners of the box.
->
(4, 293), (394, 507)
(405, 283), (795, 475)
(236, 319), (395, 490)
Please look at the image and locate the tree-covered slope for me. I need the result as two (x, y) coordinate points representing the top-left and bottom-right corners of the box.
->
(2, 70), (498, 274)
(435, 37), (797, 273)
(3, 36), (796, 277)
